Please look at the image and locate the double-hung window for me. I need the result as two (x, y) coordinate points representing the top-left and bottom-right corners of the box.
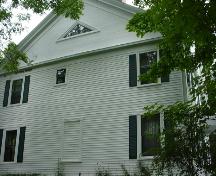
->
(0, 127), (26, 163)
(138, 51), (158, 84)
(141, 115), (160, 156)
(129, 50), (169, 87)
(3, 76), (30, 107)
(10, 79), (23, 105)
(4, 130), (17, 162)
(129, 114), (163, 159)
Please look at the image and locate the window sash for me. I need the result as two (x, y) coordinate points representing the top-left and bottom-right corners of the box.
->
(141, 115), (160, 156)
(0, 128), (21, 163)
(56, 69), (66, 84)
(137, 50), (159, 85)
(135, 114), (164, 158)
(3, 130), (17, 162)
(10, 79), (23, 104)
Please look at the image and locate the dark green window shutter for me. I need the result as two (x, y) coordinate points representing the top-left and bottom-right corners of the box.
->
(161, 75), (170, 82)
(129, 54), (137, 87)
(159, 50), (170, 83)
(17, 127), (26, 162)
(129, 115), (137, 159)
(22, 76), (30, 103)
(3, 80), (11, 107)
(0, 129), (3, 156)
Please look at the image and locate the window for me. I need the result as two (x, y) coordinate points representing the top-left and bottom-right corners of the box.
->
(141, 115), (160, 156)
(129, 114), (163, 159)
(139, 51), (158, 84)
(129, 50), (169, 87)
(11, 79), (23, 104)
(0, 127), (26, 163)
(3, 76), (30, 107)
(56, 69), (66, 84)
(63, 24), (92, 38)
(4, 130), (17, 162)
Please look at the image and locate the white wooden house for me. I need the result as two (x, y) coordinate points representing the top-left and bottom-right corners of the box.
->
(0, 0), (188, 175)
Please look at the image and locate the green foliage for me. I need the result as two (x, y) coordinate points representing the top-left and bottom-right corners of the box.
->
(127, 0), (216, 112)
(144, 102), (215, 175)
(127, 0), (216, 175)
(96, 161), (151, 176)
(0, 0), (83, 72)
(121, 161), (151, 176)
(0, 0), (83, 43)
(0, 174), (41, 176)
(95, 166), (111, 176)
(0, 42), (29, 72)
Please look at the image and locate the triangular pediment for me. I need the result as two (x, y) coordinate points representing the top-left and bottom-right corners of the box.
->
(59, 21), (98, 41)
(18, 0), (160, 65)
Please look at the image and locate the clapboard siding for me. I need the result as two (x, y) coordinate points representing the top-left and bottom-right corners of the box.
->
(0, 44), (184, 175)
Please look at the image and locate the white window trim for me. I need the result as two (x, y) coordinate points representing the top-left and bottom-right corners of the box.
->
(7, 77), (26, 106)
(137, 112), (164, 160)
(0, 128), (20, 163)
(54, 66), (68, 87)
(136, 48), (161, 87)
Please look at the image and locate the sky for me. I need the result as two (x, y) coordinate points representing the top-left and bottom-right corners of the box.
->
(12, 0), (134, 44)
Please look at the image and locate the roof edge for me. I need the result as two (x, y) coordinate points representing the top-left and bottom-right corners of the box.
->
(98, 0), (142, 14)
(17, 0), (142, 51)
(1, 37), (162, 76)
(18, 12), (58, 51)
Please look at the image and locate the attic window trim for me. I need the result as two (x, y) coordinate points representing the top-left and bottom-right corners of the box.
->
(57, 21), (99, 42)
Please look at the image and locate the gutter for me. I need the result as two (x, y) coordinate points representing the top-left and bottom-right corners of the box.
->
(0, 37), (162, 76)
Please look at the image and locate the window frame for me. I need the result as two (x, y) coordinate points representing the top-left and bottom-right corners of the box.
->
(57, 21), (100, 42)
(136, 49), (161, 87)
(136, 112), (164, 159)
(8, 77), (25, 106)
(0, 128), (20, 163)
(54, 66), (68, 86)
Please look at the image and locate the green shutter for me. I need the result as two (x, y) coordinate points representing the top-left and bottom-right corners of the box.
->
(129, 54), (137, 87)
(3, 80), (11, 107)
(0, 129), (3, 156)
(129, 115), (137, 159)
(17, 127), (26, 162)
(22, 76), (30, 103)
(159, 50), (170, 83)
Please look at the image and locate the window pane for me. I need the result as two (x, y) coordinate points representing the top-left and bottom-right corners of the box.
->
(56, 69), (66, 84)
(64, 24), (92, 38)
(11, 79), (23, 104)
(139, 51), (157, 84)
(141, 115), (160, 156)
(4, 130), (17, 162)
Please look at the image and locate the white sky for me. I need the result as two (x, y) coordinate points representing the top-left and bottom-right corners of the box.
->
(12, 0), (134, 44)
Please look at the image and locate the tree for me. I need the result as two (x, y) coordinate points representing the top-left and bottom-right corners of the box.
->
(0, 0), (83, 72)
(127, 0), (216, 175)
